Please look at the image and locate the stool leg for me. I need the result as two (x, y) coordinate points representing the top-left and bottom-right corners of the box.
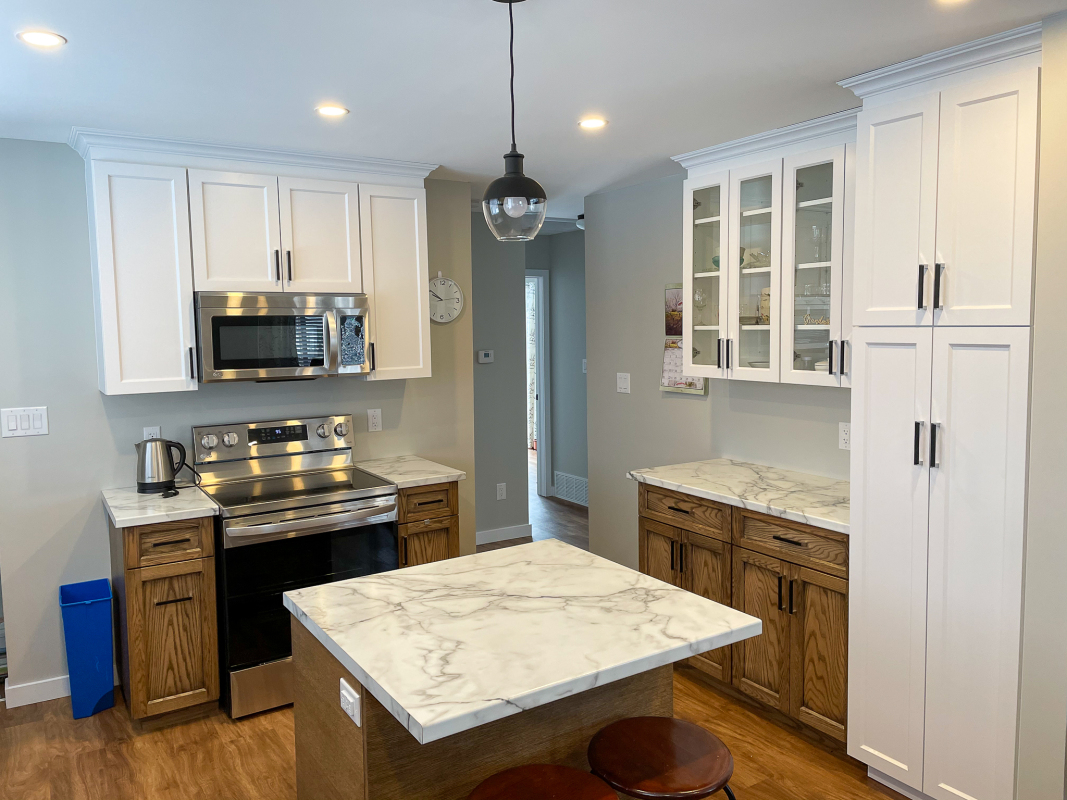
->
(723, 784), (737, 800)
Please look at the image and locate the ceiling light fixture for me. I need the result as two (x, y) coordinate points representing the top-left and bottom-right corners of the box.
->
(579, 118), (607, 130)
(17, 30), (67, 47)
(316, 104), (349, 117)
(482, 0), (547, 242)
(576, 214), (585, 230)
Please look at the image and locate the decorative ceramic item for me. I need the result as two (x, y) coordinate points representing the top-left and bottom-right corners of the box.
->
(803, 313), (830, 325)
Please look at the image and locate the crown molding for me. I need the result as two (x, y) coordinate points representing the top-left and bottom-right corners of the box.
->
(672, 107), (859, 171)
(68, 127), (439, 180)
(839, 22), (1041, 100)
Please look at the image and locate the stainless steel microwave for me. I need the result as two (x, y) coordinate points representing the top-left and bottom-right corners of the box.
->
(195, 292), (371, 383)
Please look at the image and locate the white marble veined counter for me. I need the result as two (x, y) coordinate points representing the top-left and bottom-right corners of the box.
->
(102, 486), (218, 528)
(284, 539), (760, 744)
(356, 455), (466, 489)
(628, 458), (849, 534)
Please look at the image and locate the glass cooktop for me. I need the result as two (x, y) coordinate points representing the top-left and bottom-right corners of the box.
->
(203, 467), (395, 518)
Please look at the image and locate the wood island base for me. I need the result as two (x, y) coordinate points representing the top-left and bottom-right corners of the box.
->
(292, 619), (674, 800)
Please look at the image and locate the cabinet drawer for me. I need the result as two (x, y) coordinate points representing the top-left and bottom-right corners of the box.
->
(732, 510), (847, 578)
(125, 518), (213, 569)
(639, 484), (729, 540)
(398, 482), (457, 523)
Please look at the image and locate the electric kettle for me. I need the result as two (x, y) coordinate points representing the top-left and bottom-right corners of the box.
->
(134, 438), (187, 496)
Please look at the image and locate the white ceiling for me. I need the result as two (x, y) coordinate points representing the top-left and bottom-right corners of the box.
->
(3, 0), (1064, 218)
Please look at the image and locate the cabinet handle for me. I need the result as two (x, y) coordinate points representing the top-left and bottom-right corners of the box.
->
(772, 534), (806, 548)
(188, 347), (196, 381)
(828, 340), (836, 376)
(370, 342), (376, 372)
(679, 542), (685, 574)
(415, 499), (443, 507)
(155, 596), (193, 607)
(403, 537), (409, 566)
(931, 422), (942, 468)
(274, 249), (281, 282)
(840, 339), (848, 376)
(716, 337), (722, 369)
(918, 263), (928, 309)
(670, 540), (676, 571)
(788, 579), (796, 615)
(933, 263), (945, 309)
(666, 505), (690, 515)
(777, 575), (785, 611)
(914, 421), (925, 466)
(287, 250), (293, 283)
(152, 538), (191, 548)
(725, 339), (732, 370)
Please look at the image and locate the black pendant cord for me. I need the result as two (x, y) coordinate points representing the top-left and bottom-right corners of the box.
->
(509, 1), (516, 152)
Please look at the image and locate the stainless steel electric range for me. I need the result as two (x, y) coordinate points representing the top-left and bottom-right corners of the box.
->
(192, 414), (398, 718)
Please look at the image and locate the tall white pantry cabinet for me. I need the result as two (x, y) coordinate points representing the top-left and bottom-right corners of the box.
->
(844, 26), (1040, 800)
(72, 130), (437, 394)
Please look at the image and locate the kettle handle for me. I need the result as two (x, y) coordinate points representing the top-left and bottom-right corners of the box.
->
(168, 441), (187, 477)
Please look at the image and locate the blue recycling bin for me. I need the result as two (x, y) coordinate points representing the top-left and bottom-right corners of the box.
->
(59, 579), (115, 719)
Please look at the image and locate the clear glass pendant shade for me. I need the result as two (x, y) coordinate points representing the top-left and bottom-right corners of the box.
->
(482, 150), (547, 242)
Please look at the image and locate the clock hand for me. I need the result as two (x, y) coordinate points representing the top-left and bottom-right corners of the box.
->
(430, 290), (444, 301)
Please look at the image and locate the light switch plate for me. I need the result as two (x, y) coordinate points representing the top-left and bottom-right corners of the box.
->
(496, 483), (506, 501)
(2, 407), (48, 438)
(143, 426), (161, 440)
(839, 422), (851, 451)
(616, 373), (630, 394)
(340, 678), (361, 726)
(367, 409), (382, 432)
(477, 349), (494, 364)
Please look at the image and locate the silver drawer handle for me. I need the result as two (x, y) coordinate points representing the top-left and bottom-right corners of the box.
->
(227, 500), (396, 537)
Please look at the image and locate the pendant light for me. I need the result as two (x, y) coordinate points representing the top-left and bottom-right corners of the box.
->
(482, 0), (547, 242)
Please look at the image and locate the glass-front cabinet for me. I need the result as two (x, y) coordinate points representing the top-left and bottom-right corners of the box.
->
(682, 171), (729, 378)
(781, 146), (846, 387)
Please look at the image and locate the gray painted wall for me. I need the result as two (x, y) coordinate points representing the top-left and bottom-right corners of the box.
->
(526, 230), (588, 481)
(470, 214), (529, 535)
(585, 174), (849, 568)
(0, 138), (476, 692)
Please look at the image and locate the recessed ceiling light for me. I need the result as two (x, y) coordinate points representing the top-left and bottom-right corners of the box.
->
(316, 105), (349, 117)
(579, 118), (607, 130)
(17, 30), (67, 48)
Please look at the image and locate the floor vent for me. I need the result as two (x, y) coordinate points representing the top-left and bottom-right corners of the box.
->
(553, 472), (589, 506)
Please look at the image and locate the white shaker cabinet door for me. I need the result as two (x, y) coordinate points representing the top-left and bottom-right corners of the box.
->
(847, 326), (932, 790)
(852, 95), (940, 326)
(89, 162), (197, 395)
(933, 68), (1038, 326)
(189, 170), (282, 292)
(279, 177), (363, 293)
(360, 184), (431, 380)
(923, 326), (1030, 800)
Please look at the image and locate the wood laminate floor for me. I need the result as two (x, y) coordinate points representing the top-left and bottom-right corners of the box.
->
(0, 666), (903, 800)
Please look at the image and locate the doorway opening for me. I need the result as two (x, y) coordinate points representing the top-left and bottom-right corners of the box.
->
(526, 272), (550, 499)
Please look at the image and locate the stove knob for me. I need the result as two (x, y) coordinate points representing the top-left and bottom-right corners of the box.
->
(334, 422), (350, 437)
(200, 434), (218, 449)
(316, 423), (330, 439)
(222, 432), (239, 447)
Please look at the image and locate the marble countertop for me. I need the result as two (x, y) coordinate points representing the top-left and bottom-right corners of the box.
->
(628, 458), (850, 534)
(284, 539), (760, 744)
(356, 455), (466, 489)
(102, 486), (218, 528)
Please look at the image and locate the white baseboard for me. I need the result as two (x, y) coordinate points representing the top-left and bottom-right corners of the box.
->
(869, 768), (932, 800)
(553, 471), (588, 506)
(476, 523), (533, 545)
(4, 674), (70, 708)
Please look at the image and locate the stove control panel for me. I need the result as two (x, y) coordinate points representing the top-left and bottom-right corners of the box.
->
(248, 424), (306, 446)
(192, 415), (353, 465)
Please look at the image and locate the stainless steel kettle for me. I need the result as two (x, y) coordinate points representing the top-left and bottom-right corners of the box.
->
(135, 438), (187, 495)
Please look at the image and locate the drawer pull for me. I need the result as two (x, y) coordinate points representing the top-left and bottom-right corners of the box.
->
(155, 596), (193, 607)
(415, 499), (443, 507)
(666, 505), (690, 515)
(772, 534), (806, 548)
(152, 538), (192, 548)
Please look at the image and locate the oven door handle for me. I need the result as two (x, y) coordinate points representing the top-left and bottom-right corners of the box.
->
(224, 498), (397, 541)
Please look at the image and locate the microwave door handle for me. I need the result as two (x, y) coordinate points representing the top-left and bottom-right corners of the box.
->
(325, 312), (339, 373)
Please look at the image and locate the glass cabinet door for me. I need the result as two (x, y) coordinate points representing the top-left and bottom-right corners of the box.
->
(727, 160), (782, 382)
(781, 146), (845, 386)
(683, 172), (729, 378)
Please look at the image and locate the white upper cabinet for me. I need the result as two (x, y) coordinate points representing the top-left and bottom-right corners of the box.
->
(279, 177), (363, 293)
(682, 171), (729, 379)
(189, 170), (282, 292)
(89, 162), (198, 394)
(922, 326), (1030, 800)
(360, 184), (431, 380)
(933, 69), (1038, 326)
(852, 95), (940, 327)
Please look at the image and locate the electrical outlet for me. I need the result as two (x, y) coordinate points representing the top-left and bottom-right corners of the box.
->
(367, 409), (382, 432)
(477, 349), (494, 364)
(496, 483), (506, 501)
(143, 426), (161, 440)
(2, 407), (48, 438)
(616, 373), (630, 394)
(839, 422), (851, 451)
(340, 678), (361, 726)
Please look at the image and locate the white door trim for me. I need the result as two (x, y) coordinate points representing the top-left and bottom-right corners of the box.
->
(526, 270), (552, 498)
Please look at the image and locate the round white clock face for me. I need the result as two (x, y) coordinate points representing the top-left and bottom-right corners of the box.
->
(429, 276), (464, 323)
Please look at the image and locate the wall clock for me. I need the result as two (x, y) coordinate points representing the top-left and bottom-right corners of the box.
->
(429, 272), (464, 323)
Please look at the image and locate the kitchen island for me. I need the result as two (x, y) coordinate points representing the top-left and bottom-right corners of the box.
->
(283, 538), (760, 800)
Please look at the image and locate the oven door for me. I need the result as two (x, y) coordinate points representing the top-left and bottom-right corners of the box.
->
(197, 305), (337, 382)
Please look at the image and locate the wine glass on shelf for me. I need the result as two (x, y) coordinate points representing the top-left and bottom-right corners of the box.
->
(694, 287), (708, 327)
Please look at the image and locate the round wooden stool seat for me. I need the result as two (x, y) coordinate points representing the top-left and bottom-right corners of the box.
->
(588, 717), (735, 799)
(469, 764), (618, 800)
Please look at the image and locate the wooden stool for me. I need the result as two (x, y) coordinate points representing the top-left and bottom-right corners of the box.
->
(588, 716), (737, 800)
(469, 764), (618, 800)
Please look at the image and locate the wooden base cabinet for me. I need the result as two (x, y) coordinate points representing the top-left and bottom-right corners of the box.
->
(109, 517), (219, 719)
(397, 482), (461, 568)
(637, 486), (848, 742)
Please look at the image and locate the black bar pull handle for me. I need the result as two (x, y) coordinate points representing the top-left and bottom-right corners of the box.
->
(670, 540), (676, 571)
(716, 337), (722, 369)
(415, 499), (444, 507)
(931, 422), (941, 468)
(725, 339), (731, 370)
(188, 347), (196, 381)
(370, 342), (376, 372)
(679, 542), (685, 575)
(152, 538), (191, 548)
(918, 263), (928, 309)
(788, 579), (796, 615)
(773, 534), (806, 548)
(777, 575), (785, 611)
(666, 505), (690, 515)
(828, 340), (836, 376)
(403, 537), (409, 566)
(287, 250), (293, 283)
(914, 421), (925, 466)
(933, 263), (945, 309)
(155, 596), (193, 607)
(840, 339), (848, 376)
(274, 249), (281, 282)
